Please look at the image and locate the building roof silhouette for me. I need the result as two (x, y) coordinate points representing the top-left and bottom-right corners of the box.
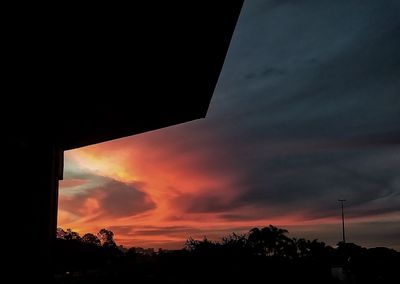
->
(3, 2), (244, 281)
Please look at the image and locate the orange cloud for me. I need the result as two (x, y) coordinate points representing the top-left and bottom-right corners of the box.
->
(58, 122), (400, 249)
(57, 124), (264, 247)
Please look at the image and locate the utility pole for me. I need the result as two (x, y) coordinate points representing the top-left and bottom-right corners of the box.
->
(338, 199), (346, 243)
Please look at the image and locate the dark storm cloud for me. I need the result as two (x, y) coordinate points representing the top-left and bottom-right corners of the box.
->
(228, 147), (400, 221)
(95, 180), (155, 216)
(170, 0), (400, 221)
(60, 160), (155, 218)
(174, 192), (246, 213)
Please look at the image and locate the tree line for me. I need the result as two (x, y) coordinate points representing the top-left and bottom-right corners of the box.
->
(54, 225), (400, 283)
(57, 227), (116, 248)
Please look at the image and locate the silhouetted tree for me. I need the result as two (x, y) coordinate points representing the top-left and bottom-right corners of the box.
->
(222, 233), (247, 247)
(185, 237), (199, 251)
(64, 228), (81, 241)
(127, 247), (137, 257)
(97, 228), (116, 248)
(247, 227), (264, 255)
(308, 239), (330, 258)
(56, 227), (67, 239)
(221, 233), (249, 256)
(294, 238), (310, 258)
(81, 233), (101, 246)
(185, 236), (219, 255)
(248, 225), (292, 257)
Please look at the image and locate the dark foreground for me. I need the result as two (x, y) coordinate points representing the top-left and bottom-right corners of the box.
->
(54, 226), (399, 283)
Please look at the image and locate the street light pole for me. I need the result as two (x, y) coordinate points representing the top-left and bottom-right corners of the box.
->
(338, 199), (346, 243)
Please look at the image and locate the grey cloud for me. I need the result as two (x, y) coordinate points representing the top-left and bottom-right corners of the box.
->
(169, 0), (400, 223)
(60, 170), (155, 218)
(210, 0), (400, 140)
(173, 192), (245, 214)
(245, 67), (286, 80)
(234, 148), (400, 220)
(96, 180), (155, 216)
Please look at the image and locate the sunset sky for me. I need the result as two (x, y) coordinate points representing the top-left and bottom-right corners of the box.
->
(58, 0), (400, 250)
